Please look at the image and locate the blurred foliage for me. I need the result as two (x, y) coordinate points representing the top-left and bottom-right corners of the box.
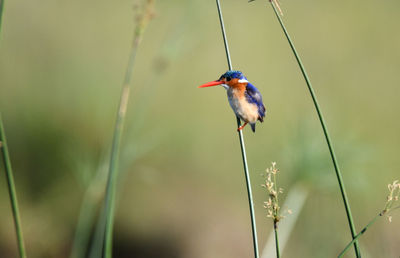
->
(1, 0), (400, 257)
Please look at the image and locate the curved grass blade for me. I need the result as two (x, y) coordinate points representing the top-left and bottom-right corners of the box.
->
(101, 1), (154, 257)
(0, 115), (27, 258)
(1, 3), (27, 257)
(267, 2), (361, 256)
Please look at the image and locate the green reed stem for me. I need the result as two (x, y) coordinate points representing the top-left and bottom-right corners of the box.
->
(90, 200), (107, 258)
(272, 169), (280, 258)
(338, 206), (400, 258)
(102, 1), (154, 257)
(268, 2), (361, 257)
(0, 0), (4, 36)
(216, 1), (259, 257)
(70, 200), (96, 258)
(338, 214), (379, 258)
(0, 115), (27, 258)
(273, 221), (280, 258)
(70, 183), (102, 258)
(1, 4), (27, 258)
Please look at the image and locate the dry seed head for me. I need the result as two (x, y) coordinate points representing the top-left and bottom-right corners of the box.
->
(383, 179), (400, 222)
(262, 162), (290, 224)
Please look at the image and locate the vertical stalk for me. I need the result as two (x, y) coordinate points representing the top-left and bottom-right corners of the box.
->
(0, 114), (27, 258)
(1, 3), (27, 257)
(216, 1), (259, 257)
(0, 0), (4, 36)
(268, 2), (361, 257)
(70, 185), (101, 258)
(273, 221), (280, 258)
(102, 1), (154, 257)
(272, 169), (280, 258)
(89, 200), (107, 258)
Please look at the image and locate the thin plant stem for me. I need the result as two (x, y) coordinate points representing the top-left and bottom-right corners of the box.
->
(272, 171), (280, 258)
(70, 193), (98, 258)
(0, 114), (27, 258)
(261, 184), (308, 257)
(338, 214), (379, 258)
(268, 2), (361, 256)
(0, 0), (4, 36)
(0, 4), (27, 258)
(90, 201), (107, 258)
(216, 0), (232, 69)
(70, 167), (106, 258)
(216, 1), (259, 257)
(273, 221), (280, 258)
(338, 206), (400, 258)
(102, 1), (154, 257)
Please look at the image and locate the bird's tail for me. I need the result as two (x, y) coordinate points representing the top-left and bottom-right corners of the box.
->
(250, 123), (256, 133)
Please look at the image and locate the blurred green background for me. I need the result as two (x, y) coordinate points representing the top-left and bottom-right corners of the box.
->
(1, 0), (400, 257)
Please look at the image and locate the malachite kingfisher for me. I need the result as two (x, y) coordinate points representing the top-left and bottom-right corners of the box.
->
(198, 70), (266, 132)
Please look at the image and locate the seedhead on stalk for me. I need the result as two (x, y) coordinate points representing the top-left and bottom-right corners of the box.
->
(383, 180), (400, 222)
(262, 162), (291, 224)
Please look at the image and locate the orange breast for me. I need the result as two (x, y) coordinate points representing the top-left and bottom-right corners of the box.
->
(228, 79), (247, 98)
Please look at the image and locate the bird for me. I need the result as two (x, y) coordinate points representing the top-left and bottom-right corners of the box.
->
(198, 70), (266, 132)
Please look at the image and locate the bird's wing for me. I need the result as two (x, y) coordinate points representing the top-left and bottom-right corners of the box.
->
(245, 83), (266, 121)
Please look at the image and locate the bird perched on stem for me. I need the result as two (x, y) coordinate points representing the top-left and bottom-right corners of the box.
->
(199, 70), (266, 132)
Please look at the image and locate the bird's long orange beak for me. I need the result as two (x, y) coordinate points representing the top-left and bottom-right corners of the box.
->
(198, 80), (223, 88)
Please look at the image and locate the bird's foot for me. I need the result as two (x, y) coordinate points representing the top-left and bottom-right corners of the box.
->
(237, 122), (248, 132)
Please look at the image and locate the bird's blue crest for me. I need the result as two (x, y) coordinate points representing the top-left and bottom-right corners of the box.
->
(219, 70), (247, 81)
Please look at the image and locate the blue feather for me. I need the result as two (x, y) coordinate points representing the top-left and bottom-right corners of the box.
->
(245, 83), (266, 121)
(219, 70), (247, 81)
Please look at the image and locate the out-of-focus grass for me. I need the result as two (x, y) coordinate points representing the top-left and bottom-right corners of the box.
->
(0, 115), (27, 258)
(1, 0), (400, 257)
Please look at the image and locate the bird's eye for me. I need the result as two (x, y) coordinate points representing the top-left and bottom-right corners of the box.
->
(226, 77), (231, 81)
